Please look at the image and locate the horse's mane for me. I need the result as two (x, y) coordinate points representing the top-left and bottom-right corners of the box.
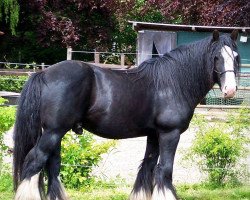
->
(125, 34), (240, 107)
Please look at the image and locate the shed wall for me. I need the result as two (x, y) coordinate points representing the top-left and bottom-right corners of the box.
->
(177, 31), (250, 72)
(137, 30), (250, 72)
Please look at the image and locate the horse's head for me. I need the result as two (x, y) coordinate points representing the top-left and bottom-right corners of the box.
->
(212, 30), (240, 98)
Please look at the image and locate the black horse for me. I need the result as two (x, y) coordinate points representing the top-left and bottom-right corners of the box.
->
(13, 30), (239, 200)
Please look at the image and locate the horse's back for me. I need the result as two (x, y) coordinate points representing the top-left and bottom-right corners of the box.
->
(44, 60), (93, 81)
(83, 66), (155, 138)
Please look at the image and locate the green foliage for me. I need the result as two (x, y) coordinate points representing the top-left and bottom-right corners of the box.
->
(0, 76), (27, 92)
(0, 0), (19, 35)
(0, 98), (16, 175)
(0, 97), (15, 136)
(0, 173), (12, 192)
(188, 109), (249, 186)
(227, 107), (250, 133)
(0, 172), (13, 199)
(61, 132), (116, 188)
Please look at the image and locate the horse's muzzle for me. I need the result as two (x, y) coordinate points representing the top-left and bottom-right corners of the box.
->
(222, 85), (237, 98)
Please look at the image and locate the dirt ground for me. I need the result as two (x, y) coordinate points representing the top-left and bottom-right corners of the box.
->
(92, 127), (206, 185)
(92, 110), (250, 185)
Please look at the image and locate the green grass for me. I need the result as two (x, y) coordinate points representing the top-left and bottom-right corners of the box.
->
(178, 184), (250, 200)
(66, 185), (250, 200)
(67, 187), (129, 200)
(0, 174), (249, 200)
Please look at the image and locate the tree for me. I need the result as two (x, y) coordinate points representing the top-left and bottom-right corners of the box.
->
(0, 0), (19, 35)
(145, 0), (250, 26)
(0, 0), (166, 64)
(18, 0), (137, 49)
(18, 0), (162, 49)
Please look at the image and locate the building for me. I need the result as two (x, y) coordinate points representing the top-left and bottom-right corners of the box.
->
(129, 21), (250, 73)
(129, 21), (250, 105)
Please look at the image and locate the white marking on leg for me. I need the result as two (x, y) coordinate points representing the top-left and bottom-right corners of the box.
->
(14, 173), (41, 200)
(130, 189), (151, 200)
(152, 185), (177, 200)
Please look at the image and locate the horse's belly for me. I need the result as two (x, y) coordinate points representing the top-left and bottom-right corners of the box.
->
(83, 118), (150, 139)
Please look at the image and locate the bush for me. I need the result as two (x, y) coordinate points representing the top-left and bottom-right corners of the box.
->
(61, 132), (116, 189)
(0, 173), (13, 192)
(188, 109), (249, 186)
(0, 98), (16, 175)
(0, 76), (28, 92)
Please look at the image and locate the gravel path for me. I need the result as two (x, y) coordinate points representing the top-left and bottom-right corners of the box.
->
(92, 127), (205, 185)
(92, 110), (250, 185)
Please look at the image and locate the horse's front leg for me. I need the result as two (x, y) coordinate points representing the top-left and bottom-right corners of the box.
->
(130, 135), (159, 200)
(152, 129), (180, 200)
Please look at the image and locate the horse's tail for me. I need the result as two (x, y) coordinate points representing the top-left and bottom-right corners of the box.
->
(13, 72), (45, 191)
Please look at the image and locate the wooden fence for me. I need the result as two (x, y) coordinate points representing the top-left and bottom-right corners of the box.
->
(67, 48), (134, 69)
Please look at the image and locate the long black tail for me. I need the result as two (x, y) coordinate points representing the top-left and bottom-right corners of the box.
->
(13, 72), (45, 190)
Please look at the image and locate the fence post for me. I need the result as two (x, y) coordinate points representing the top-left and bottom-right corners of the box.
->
(95, 52), (100, 64)
(121, 53), (125, 67)
(67, 47), (72, 60)
(41, 63), (45, 70)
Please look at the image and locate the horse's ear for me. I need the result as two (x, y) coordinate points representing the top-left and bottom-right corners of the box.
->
(231, 30), (239, 42)
(212, 30), (220, 42)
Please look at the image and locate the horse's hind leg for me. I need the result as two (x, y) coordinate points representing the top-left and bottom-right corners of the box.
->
(46, 142), (68, 200)
(130, 135), (159, 200)
(14, 130), (65, 200)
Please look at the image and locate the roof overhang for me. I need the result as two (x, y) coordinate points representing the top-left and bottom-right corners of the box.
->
(129, 21), (250, 33)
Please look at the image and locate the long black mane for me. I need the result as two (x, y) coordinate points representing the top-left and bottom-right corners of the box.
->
(126, 34), (240, 107)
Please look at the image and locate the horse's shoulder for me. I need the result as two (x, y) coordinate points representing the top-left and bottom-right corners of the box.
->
(154, 101), (194, 132)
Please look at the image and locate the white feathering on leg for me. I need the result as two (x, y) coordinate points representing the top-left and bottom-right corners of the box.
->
(14, 173), (41, 200)
(129, 189), (151, 200)
(151, 186), (177, 200)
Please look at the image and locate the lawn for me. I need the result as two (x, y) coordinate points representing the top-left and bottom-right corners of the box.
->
(1, 186), (249, 200)
(0, 174), (249, 200)
(66, 186), (250, 200)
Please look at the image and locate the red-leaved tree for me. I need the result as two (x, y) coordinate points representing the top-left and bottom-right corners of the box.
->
(145, 0), (250, 26)
(19, 0), (136, 48)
